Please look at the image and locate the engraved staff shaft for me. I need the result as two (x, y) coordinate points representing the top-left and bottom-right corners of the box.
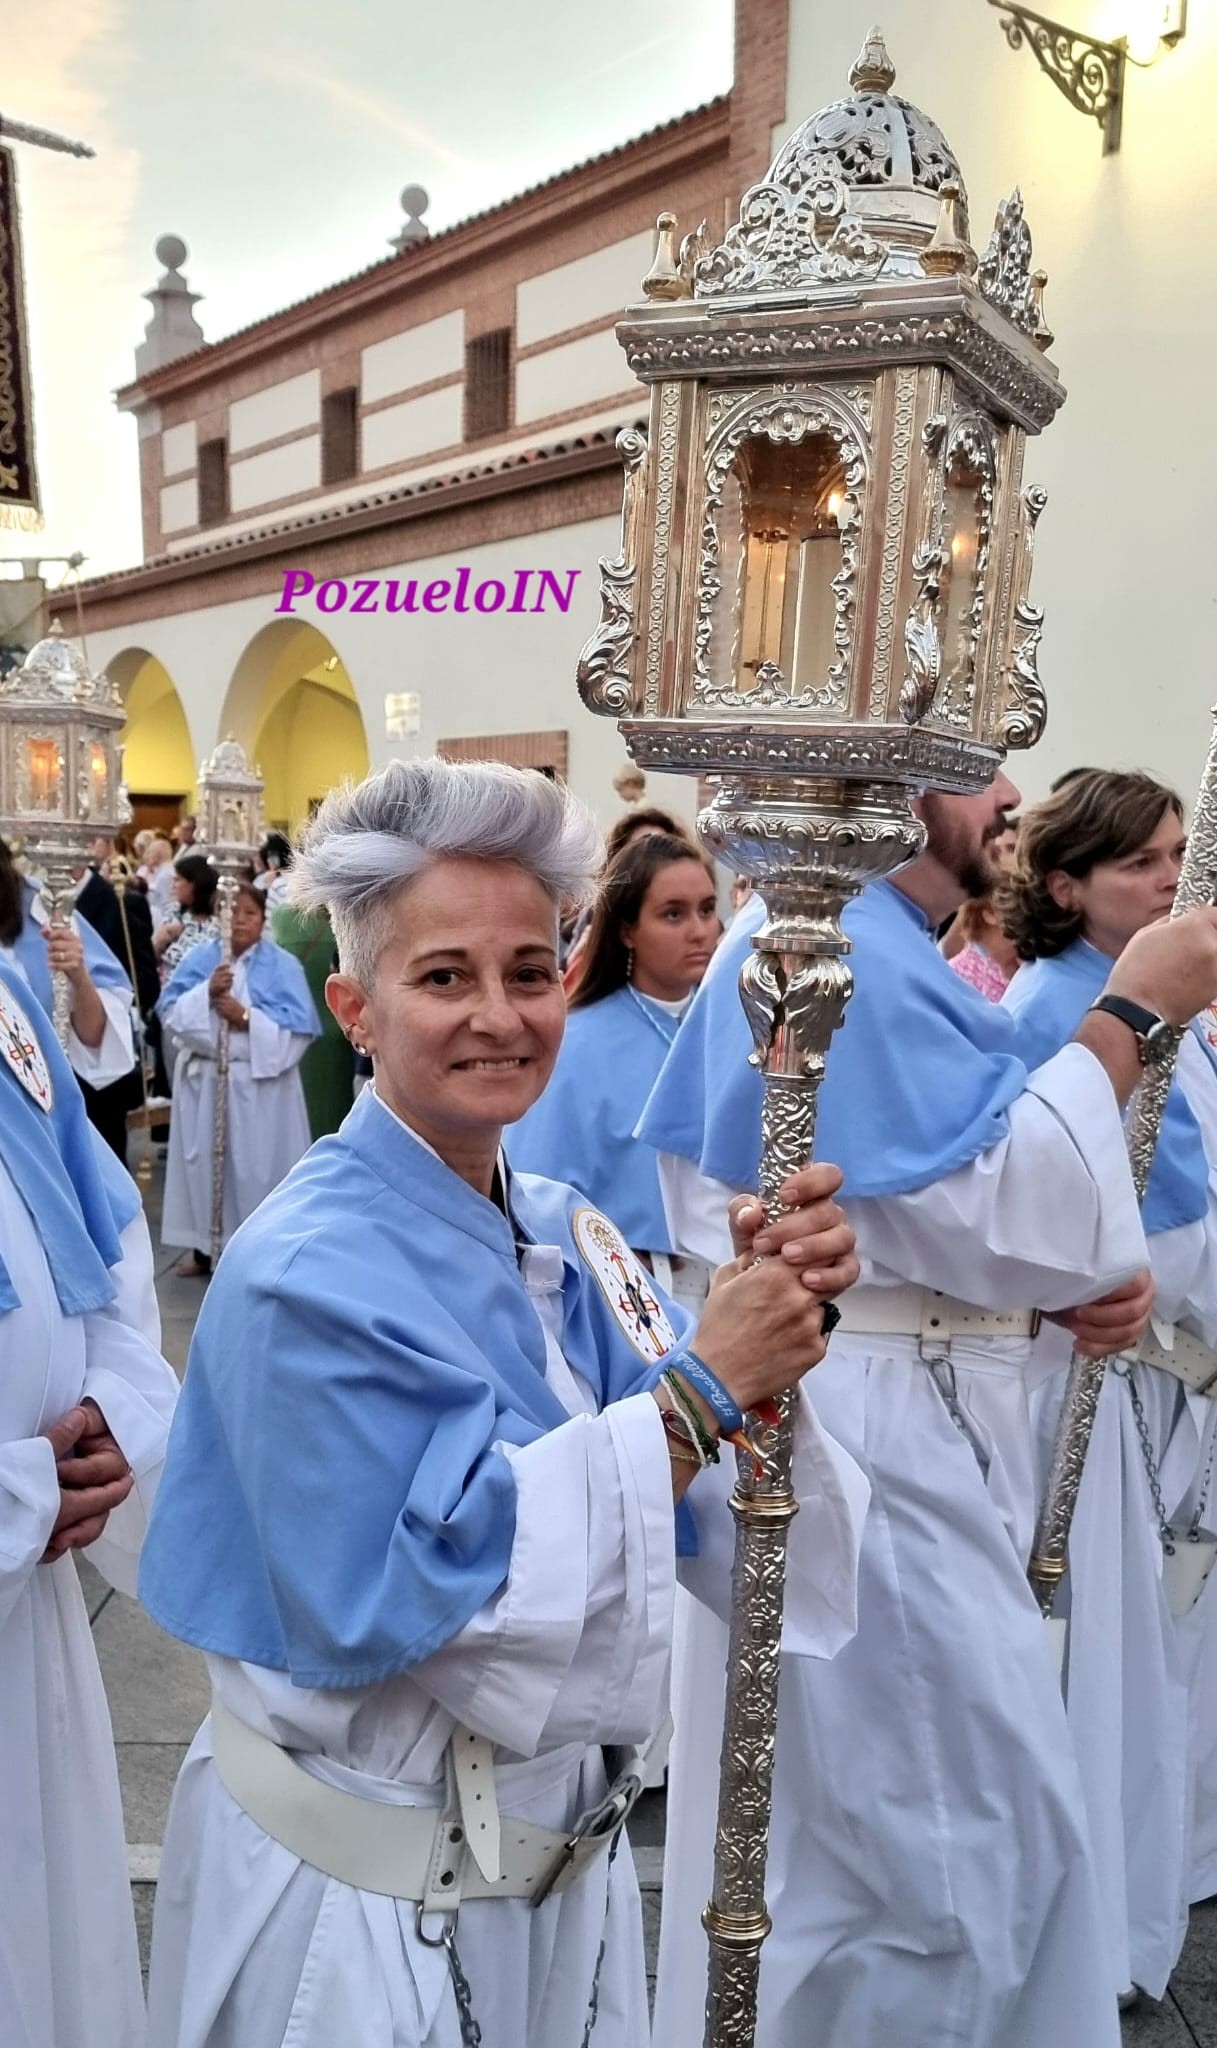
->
(699, 784), (919, 2048)
(210, 875), (236, 1265)
(1028, 707), (1217, 1616)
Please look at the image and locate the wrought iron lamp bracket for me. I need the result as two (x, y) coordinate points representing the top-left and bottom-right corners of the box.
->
(987, 0), (1126, 153)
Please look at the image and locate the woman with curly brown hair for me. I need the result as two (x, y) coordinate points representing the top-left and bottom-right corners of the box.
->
(1003, 767), (1217, 2006)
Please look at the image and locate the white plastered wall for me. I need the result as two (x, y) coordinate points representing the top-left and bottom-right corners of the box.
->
(785, 0), (1217, 808)
(84, 516), (700, 834)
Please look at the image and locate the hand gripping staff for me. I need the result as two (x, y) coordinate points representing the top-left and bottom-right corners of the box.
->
(1028, 707), (1217, 1619)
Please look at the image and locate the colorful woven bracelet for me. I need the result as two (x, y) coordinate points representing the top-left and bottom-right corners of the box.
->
(668, 1348), (744, 1437)
(661, 1368), (721, 1465)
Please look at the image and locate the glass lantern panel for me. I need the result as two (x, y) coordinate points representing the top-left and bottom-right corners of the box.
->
(23, 735), (64, 813)
(710, 434), (846, 702)
(938, 461), (984, 706)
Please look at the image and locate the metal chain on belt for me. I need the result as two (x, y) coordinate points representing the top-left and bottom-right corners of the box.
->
(1186, 1405), (1217, 1539)
(580, 1834), (621, 2047)
(922, 1352), (991, 1479)
(440, 1924), (484, 2048)
(1112, 1361), (1175, 1552)
(437, 1830), (622, 2048)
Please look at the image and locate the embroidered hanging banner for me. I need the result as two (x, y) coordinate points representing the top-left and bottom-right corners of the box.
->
(0, 145), (41, 531)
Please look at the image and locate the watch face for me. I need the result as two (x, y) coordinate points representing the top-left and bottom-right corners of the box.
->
(1144, 1017), (1174, 1056)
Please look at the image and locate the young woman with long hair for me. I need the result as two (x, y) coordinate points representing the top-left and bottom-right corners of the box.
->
(510, 831), (721, 1289)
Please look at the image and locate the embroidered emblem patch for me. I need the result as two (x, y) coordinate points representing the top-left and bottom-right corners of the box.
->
(573, 1207), (678, 1361)
(0, 980), (52, 1111)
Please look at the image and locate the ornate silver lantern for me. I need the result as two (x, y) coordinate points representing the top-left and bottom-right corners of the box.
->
(196, 737), (264, 1260)
(576, 30), (1064, 2045)
(0, 620), (126, 1043)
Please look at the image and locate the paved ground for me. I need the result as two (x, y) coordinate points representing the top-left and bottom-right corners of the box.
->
(91, 1149), (1217, 2034)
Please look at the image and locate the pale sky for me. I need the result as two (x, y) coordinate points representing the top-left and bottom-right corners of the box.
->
(7, 0), (734, 579)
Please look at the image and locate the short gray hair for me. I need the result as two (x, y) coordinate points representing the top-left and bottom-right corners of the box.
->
(292, 755), (601, 986)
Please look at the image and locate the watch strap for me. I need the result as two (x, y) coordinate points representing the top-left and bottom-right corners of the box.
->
(1088, 992), (1168, 1063)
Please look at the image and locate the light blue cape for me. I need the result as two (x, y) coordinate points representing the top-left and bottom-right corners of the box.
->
(638, 880), (1030, 1198)
(158, 934), (320, 1038)
(1004, 941), (1208, 1234)
(507, 986), (682, 1251)
(0, 958), (138, 1313)
(14, 877), (133, 1017)
(139, 1087), (693, 1689)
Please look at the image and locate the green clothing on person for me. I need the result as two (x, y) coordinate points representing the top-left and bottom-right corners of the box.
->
(268, 903), (352, 1139)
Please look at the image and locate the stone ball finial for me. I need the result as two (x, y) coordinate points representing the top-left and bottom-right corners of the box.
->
(155, 233), (188, 274)
(390, 185), (431, 252)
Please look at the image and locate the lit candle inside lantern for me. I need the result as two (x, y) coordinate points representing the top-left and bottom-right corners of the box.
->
(28, 737), (61, 810)
(89, 742), (108, 815)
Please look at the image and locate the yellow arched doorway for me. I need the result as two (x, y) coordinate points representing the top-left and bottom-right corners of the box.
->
(108, 649), (196, 840)
(220, 622), (369, 834)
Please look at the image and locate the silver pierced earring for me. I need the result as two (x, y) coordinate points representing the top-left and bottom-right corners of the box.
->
(625, 946), (634, 982)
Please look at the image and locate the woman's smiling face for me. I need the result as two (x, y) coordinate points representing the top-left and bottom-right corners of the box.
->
(329, 855), (567, 1168)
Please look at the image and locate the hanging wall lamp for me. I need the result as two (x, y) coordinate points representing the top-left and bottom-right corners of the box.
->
(986, 0), (1187, 153)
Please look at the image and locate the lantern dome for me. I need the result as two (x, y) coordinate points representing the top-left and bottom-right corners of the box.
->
(199, 736), (260, 786)
(4, 620), (90, 703)
(694, 27), (972, 299)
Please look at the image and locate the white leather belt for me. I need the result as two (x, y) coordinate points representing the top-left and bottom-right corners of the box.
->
(210, 1697), (649, 1909)
(1139, 1324), (1217, 1398)
(836, 1284), (1040, 1345)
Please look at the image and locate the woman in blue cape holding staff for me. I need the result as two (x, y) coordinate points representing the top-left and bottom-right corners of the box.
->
(138, 756), (866, 2048)
(158, 881), (319, 1276)
(509, 828), (720, 1305)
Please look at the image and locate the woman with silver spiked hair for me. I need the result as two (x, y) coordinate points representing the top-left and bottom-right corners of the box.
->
(137, 755), (864, 2048)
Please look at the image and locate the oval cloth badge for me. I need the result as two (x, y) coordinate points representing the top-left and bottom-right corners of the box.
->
(0, 979), (52, 1111)
(573, 1206), (678, 1361)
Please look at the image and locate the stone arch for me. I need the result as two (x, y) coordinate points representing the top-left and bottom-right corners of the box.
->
(108, 647), (197, 838)
(218, 620), (370, 833)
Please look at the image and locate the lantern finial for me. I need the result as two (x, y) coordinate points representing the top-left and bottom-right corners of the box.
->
(850, 26), (896, 95)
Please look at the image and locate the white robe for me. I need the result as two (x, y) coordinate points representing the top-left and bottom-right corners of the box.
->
(1171, 1030), (1217, 1904)
(145, 1243), (867, 2048)
(161, 951), (313, 1251)
(0, 1176), (179, 2048)
(654, 1043), (1143, 2048)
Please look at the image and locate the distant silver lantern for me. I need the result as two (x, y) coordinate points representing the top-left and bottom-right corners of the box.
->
(0, 620), (126, 1043)
(576, 29), (1064, 2047)
(196, 736), (265, 1261)
(197, 735), (264, 875)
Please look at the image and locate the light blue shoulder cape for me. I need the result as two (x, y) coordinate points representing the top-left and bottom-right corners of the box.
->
(158, 935), (320, 1038)
(638, 880), (1030, 1198)
(1004, 941), (1208, 1234)
(138, 1086), (693, 1689)
(14, 877), (132, 1017)
(0, 958), (138, 1314)
(507, 986), (682, 1251)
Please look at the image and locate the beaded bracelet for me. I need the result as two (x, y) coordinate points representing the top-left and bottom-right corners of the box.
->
(661, 1369), (721, 1465)
(667, 1348), (744, 1437)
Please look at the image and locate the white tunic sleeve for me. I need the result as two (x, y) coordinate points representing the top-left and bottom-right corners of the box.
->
(79, 1210), (179, 1596)
(164, 978), (218, 1058)
(678, 1383), (870, 1658)
(661, 1045), (1148, 1312)
(851, 1045), (1148, 1309)
(406, 1392), (676, 1759)
(66, 983), (135, 1089)
(247, 1006), (312, 1082)
(0, 1437), (58, 1626)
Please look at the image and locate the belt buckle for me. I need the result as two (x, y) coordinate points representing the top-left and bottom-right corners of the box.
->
(531, 1770), (643, 1909)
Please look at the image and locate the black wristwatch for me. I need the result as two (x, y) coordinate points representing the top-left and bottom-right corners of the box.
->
(1088, 993), (1174, 1066)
